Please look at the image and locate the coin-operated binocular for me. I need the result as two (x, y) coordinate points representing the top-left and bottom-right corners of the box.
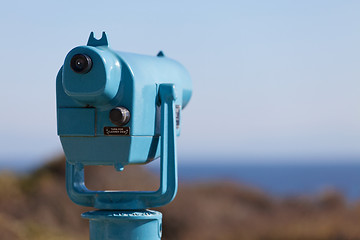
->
(56, 32), (192, 240)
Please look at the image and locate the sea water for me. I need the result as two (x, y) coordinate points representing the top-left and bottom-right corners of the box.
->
(175, 162), (360, 201)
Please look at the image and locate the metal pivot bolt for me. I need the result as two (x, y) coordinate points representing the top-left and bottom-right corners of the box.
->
(109, 107), (130, 126)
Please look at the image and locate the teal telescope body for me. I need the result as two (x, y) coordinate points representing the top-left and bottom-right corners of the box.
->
(56, 32), (192, 213)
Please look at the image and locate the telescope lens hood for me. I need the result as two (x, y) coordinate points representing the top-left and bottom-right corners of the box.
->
(70, 54), (92, 74)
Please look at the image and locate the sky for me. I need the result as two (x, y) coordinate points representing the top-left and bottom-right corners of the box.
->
(0, 1), (359, 169)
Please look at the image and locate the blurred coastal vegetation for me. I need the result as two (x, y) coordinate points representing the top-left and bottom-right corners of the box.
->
(1, 156), (360, 240)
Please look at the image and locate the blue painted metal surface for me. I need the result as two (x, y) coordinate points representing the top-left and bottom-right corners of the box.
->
(57, 32), (192, 239)
(57, 32), (192, 168)
(82, 210), (162, 240)
(64, 84), (178, 209)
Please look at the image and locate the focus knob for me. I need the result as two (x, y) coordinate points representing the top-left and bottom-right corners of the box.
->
(109, 107), (130, 126)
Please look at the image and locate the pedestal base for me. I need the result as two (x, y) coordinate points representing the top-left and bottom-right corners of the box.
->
(82, 210), (162, 240)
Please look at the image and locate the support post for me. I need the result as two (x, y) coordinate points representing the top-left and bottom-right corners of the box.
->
(82, 210), (162, 240)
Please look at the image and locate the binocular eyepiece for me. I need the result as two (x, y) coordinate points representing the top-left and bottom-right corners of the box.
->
(70, 54), (92, 74)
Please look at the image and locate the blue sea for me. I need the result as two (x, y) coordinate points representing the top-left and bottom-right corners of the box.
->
(172, 163), (360, 201)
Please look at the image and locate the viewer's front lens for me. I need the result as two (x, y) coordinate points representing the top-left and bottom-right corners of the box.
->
(70, 54), (92, 74)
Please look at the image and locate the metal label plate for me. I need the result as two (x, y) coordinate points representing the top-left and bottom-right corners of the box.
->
(104, 127), (130, 136)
